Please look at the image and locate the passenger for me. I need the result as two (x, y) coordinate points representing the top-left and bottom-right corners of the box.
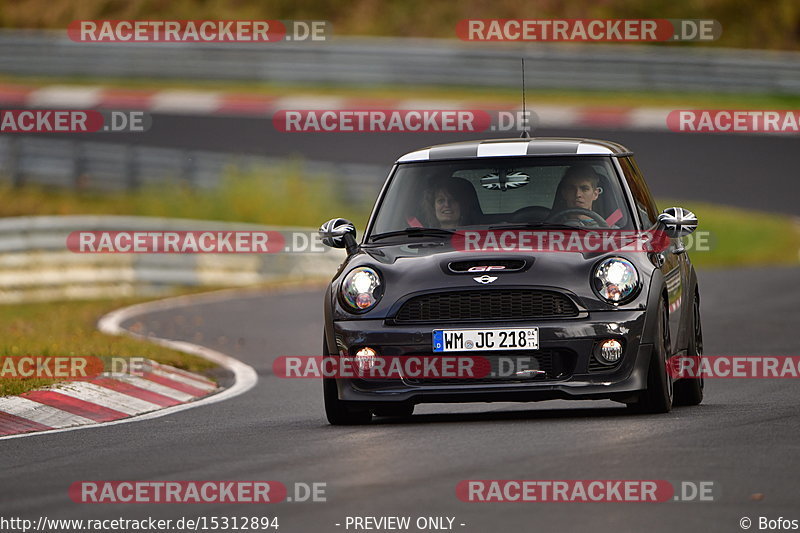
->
(422, 177), (478, 229)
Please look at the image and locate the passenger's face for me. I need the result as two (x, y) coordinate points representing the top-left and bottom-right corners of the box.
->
(561, 176), (600, 210)
(434, 189), (461, 228)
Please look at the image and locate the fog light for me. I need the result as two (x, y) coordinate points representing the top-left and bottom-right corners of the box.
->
(597, 339), (623, 364)
(354, 347), (378, 372)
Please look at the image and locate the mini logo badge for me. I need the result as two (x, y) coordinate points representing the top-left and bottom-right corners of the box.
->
(473, 275), (498, 284)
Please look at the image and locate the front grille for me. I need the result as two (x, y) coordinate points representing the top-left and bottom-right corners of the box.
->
(404, 350), (576, 385)
(395, 289), (579, 323)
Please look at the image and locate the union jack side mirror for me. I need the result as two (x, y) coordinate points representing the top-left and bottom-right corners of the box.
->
(657, 207), (698, 239)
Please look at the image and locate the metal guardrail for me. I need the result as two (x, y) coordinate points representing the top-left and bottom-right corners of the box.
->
(0, 215), (345, 303)
(1, 30), (800, 94)
(0, 136), (390, 201)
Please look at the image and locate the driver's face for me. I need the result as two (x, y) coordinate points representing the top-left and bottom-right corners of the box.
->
(561, 176), (600, 210)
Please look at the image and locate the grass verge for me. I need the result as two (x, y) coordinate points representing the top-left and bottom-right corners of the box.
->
(0, 163), (370, 228)
(662, 200), (800, 268)
(4, 74), (800, 110)
(0, 293), (218, 397)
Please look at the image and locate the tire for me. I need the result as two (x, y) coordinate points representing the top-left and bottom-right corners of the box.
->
(323, 377), (372, 425)
(322, 334), (372, 425)
(673, 293), (704, 406)
(373, 404), (415, 418)
(628, 298), (673, 414)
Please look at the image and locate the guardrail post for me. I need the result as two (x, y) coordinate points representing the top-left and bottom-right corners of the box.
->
(72, 141), (87, 190)
(125, 145), (139, 190)
(182, 151), (196, 185)
(9, 136), (23, 188)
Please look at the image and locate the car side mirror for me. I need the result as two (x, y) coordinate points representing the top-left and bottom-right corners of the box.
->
(657, 207), (698, 254)
(657, 207), (698, 238)
(319, 218), (358, 255)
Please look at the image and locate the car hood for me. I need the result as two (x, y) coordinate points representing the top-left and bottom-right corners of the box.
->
(329, 243), (655, 319)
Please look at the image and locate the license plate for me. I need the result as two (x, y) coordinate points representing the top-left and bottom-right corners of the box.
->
(433, 328), (539, 352)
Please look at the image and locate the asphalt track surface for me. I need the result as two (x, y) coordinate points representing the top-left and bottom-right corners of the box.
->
(3, 115), (799, 532)
(1, 265), (799, 532)
(71, 113), (800, 215)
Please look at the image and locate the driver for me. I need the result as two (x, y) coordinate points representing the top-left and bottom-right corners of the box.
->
(556, 164), (604, 226)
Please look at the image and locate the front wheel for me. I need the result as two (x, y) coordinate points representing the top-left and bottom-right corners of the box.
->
(673, 292), (704, 406)
(323, 377), (372, 425)
(322, 333), (372, 425)
(628, 298), (673, 414)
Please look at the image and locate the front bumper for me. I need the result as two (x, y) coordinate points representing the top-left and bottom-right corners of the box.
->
(330, 310), (652, 405)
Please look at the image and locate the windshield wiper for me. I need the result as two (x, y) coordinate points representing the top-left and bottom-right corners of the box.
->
(369, 227), (456, 242)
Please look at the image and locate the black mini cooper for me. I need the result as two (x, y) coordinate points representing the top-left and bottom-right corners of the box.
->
(319, 138), (703, 424)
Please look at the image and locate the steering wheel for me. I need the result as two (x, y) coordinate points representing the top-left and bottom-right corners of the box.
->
(546, 208), (609, 228)
(511, 206), (551, 223)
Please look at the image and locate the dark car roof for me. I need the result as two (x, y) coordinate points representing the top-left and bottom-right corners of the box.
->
(396, 137), (633, 163)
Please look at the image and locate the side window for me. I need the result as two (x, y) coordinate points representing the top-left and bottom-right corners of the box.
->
(618, 157), (659, 227)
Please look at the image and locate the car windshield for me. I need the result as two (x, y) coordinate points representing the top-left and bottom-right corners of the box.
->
(368, 156), (635, 241)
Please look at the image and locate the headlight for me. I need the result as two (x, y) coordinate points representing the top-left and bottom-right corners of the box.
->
(592, 257), (639, 304)
(341, 267), (383, 312)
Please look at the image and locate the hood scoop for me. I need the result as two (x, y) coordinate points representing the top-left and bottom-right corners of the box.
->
(446, 258), (529, 274)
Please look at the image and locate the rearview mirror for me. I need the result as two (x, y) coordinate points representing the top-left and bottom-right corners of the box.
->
(657, 207), (698, 239)
(319, 218), (358, 255)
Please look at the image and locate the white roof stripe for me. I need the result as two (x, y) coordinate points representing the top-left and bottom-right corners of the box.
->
(397, 148), (430, 162)
(0, 396), (95, 428)
(476, 142), (529, 157)
(577, 142), (614, 154)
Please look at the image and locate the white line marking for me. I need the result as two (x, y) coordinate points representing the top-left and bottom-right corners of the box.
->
(106, 373), (195, 401)
(146, 366), (217, 391)
(0, 396), (94, 428)
(396, 99), (462, 110)
(533, 105), (580, 127)
(150, 361), (216, 386)
(150, 90), (222, 114)
(26, 86), (102, 108)
(0, 288), (259, 441)
(273, 95), (346, 109)
(51, 381), (162, 415)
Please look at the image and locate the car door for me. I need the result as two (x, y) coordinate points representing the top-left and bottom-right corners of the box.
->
(618, 157), (687, 355)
